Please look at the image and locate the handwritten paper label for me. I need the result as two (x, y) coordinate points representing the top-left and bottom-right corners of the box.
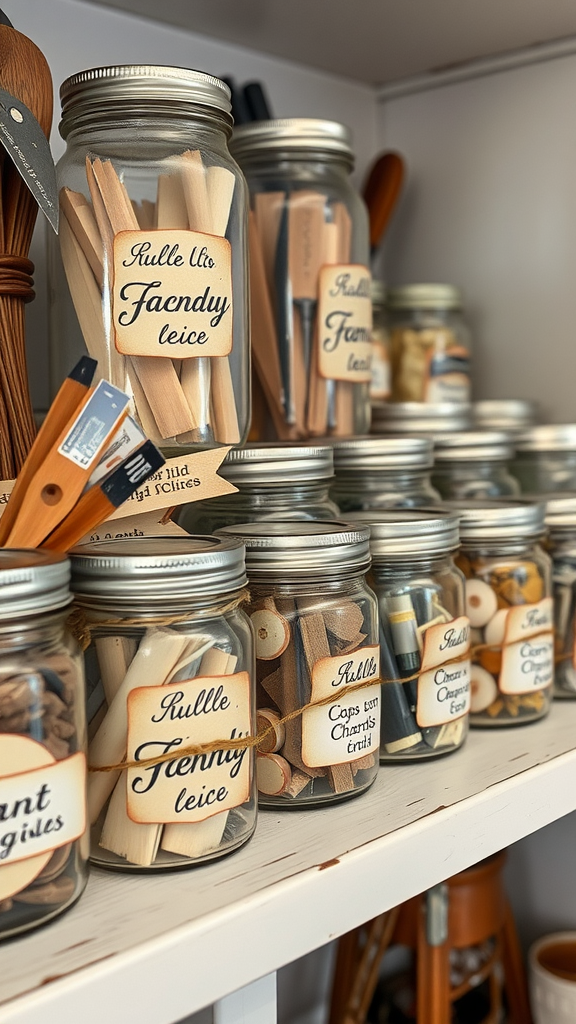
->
(424, 344), (471, 403)
(301, 645), (380, 768)
(113, 229), (233, 358)
(499, 598), (554, 694)
(0, 736), (86, 901)
(416, 616), (471, 728)
(126, 672), (252, 824)
(317, 265), (372, 382)
(79, 511), (189, 546)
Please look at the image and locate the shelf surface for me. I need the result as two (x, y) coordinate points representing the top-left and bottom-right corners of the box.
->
(2, 701), (576, 1024)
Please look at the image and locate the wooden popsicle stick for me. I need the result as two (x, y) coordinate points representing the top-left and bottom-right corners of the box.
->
(85, 156), (114, 263)
(248, 211), (287, 436)
(156, 173), (188, 230)
(332, 201), (355, 436)
(125, 364), (162, 443)
(95, 636), (137, 705)
(59, 215), (108, 369)
(307, 221), (338, 435)
(327, 762), (355, 794)
(180, 149), (212, 232)
(130, 356), (197, 438)
(254, 190), (285, 301)
(59, 188), (104, 287)
(133, 198), (156, 230)
(210, 357), (241, 444)
(99, 774), (162, 867)
(292, 312), (307, 436)
(206, 165), (235, 237)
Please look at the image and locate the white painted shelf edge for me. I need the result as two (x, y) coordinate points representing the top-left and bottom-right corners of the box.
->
(2, 702), (576, 1024)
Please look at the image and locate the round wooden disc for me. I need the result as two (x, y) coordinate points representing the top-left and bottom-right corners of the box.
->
(251, 608), (290, 660)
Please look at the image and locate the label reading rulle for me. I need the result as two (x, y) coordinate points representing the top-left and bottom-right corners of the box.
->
(113, 230), (233, 358)
(301, 645), (380, 769)
(416, 616), (471, 728)
(126, 672), (251, 824)
(499, 597), (554, 695)
(318, 265), (372, 382)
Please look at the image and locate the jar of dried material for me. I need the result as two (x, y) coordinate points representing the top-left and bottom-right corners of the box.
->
(179, 444), (339, 533)
(540, 494), (576, 697)
(370, 281), (391, 403)
(347, 510), (470, 761)
(330, 437), (439, 512)
(217, 522), (380, 807)
(450, 500), (553, 726)
(432, 432), (520, 500)
(70, 537), (256, 871)
(230, 119), (371, 441)
(472, 399), (539, 435)
(0, 551), (88, 939)
(513, 426), (576, 492)
(371, 401), (472, 437)
(387, 285), (471, 404)
(51, 66), (250, 452)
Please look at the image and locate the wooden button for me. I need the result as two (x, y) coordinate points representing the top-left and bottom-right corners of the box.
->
(251, 608), (290, 660)
(465, 579), (498, 627)
(257, 708), (286, 754)
(470, 664), (498, 713)
(256, 752), (292, 795)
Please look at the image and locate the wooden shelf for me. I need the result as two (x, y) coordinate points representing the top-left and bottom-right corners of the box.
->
(2, 701), (576, 1023)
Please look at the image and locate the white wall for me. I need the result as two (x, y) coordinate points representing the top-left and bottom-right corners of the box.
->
(5, 0), (378, 411)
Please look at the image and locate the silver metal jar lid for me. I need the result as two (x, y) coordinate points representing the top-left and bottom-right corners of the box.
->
(0, 551), (70, 618)
(217, 521), (371, 577)
(442, 499), (546, 542)
(331, 436), (433, 471)
(472, 399), (538, 432)
(515, 425), (576, 452)
(433, 431), (513, 463)
(221, 444), (333, 485)
(230, 118), (353, 167)
(70, 536), (246, 603)
(60, 65), (232, 137)
(343, 509), (459, 558)
(387, 284), (462, 310)
(371, 402), (472, 436)
(522, 492), (576, 531)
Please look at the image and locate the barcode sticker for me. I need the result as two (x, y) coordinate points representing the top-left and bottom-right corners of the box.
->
(88, 416), (145, 487)
(59, 381), (130, 469)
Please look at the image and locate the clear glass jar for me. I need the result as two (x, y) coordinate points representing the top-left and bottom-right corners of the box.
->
(330, 437), (439, 512)
(371, 401), (472, 437)
(348, 510), (470, 762)
(450, 500), (553, 726)
(70, 537), (256, 871)
(432, 432), (520, 500)
(217, 522), (380, 807)
(230, 119), (371, 440)
(472, 399), (539, 435)
(387, 285), (471, 404)
(0, 552), (88, 939)
(540, 494), (576, 697)
(50, 65), (249, 452)
(513, 426), (576, 492)
(179, 444), (339, 533)
(370, 281), (391, 403)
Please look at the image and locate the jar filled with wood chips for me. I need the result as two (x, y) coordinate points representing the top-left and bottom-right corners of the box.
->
(330, 437), (439, 511)
(218, 521), (380, 807)
(71, 537), (256, 871)
(0, 551), (88, 939)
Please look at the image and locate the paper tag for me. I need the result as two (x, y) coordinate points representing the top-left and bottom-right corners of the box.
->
(317, 265), (372, 382)
(416, 616), (471, 728)
(499, 598), (554, 694)
(301, 645), (380, 769)
(113, 230), (233, 358)
(424, 345), (470, 403)
(370, 338), (391, 401)
(0, 736), (86, 901)
(126, 672), (252, 824)
(79, 511), (189, 545)
(58, 380), (130, 469)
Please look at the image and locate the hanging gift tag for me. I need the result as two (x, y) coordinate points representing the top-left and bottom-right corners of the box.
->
(126, 672), (252, 824)
(416, 616), (471, 728)
(301, 644), (380, 769)
(499, 597), (554, 695)
(317, 264), (372, 382)
(113, 229), (233, 358)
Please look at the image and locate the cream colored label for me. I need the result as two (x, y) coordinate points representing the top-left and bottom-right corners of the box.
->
(499, 598), (554, 694)
(126, 673), (251, 824)
(79, 511), (189, 546)
(370, 339), (391, 401)
(416, 616), (471, 728)
(0, 737), (86, 901)
(301, 645), (380, 769)
(317, 265), (372, 382)
(113, 229), (233, 358)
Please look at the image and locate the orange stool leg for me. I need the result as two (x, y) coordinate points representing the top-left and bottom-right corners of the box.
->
(417, 887), (451, 1024)
(500, 902), (532, 1024)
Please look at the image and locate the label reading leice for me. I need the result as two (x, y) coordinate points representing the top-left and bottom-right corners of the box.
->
(318, 265), (372, 383)
(301, 645), (380, 769)
(126, 672), (251, 825)
(499, 597), (554, 695)
(113, 230), (233, 359)
(416, 616), (471, 728)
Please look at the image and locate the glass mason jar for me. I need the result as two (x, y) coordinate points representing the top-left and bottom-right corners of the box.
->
(540, 494), (576, 697)
(472, 399), (539, 435)
(230, 119), (371, 440)
(217, 521), (380, 807)
(70, 537), (256, 871)
(370, 281), (391, 404)
(371, 401), (472, 437)
(387, 285), (472, 404)
(450, 500), (553, 726)
(432, 432), (520, 500)
(179, 443), (339, 534)
(346, 510), (470, 761)
(513, 426), (576, 492)
(330, 437), (439, 512)
(0, 551), (88, 939)
(50, 65), (250, 452)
